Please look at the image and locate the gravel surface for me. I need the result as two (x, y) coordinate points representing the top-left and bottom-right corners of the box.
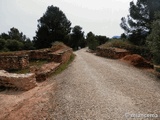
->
(50, 48), (160, 120)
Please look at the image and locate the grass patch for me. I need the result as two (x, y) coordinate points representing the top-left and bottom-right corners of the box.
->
(10, 69), (30, 74)
(29, 60), (48, 68)
(53, 54), (76, 76)
(8, 68), (30, 74)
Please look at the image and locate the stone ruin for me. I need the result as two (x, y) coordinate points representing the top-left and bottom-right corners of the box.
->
(0, 70), (36, 91)
(0, 43), (73, 91)
(0, 54), (29, 70)
(96, 46), (153, 69)
(96, 47), (130, 59)
(30, 62), (60, 82)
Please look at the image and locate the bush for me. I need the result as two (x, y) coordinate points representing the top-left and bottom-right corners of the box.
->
(147, 12), (160, 65)
(88, 37), (99, 50)
(6, 39), (24, 51)
(0, 38), (6, 51)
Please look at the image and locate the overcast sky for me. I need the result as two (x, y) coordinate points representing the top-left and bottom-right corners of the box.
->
(0, 0), (134, 39)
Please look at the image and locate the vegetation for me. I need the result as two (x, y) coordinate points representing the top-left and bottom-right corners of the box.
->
(0, 27), (34, 51)
(147, 12), (160, 65)
(33, 5), (71, 49)
(120, 0), (160, 45)
(100, 39), (151, 60)
(86, 32), (99, 50)
(86, 32), (109, 50)
(0, 5), (110, 52)
(69, 25), (86, 50)
(120, 0), (160, 65)
(1, 3), (160, 66)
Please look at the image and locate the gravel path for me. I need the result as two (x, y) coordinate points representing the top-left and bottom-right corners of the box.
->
(50, 48), (160, 120)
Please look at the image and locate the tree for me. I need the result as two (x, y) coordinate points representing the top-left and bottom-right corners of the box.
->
(0, 27), (34, 51)
(6, 39), (23, 51)
(121, 33), (127, 39)
(120, 0), (160, 45)
(0, 38), (6, 51)
(23, 38), (35, 50)
(86, 32), (99, 50)
(69, 25), (85, 50)
(96, 35), (109, 45)
(8, 27), (25, 41)
(0, 27), (26, 41)
(0, 33), (10, 40)
(34, 5), (71, 49)
(147, 12), (160, 65)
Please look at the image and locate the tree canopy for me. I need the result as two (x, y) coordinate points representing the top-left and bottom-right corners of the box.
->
(0, 27), (34, 51)
(34, 5), (71, 49)
(86, 32), (99, 50)
(69, 25), (85, 50)
(147, 12), (160, 64)
(86, 32), (109, 50)
(120, 0), (160, 45)
(0, 27), (26, 41)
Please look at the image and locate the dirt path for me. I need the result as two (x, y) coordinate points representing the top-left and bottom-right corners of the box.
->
(51, 48), (160, 120)
(0, 48), (160, 120)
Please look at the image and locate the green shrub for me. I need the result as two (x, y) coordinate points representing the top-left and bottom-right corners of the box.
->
(155, 67), (160, 73)
(6, 39), (24, 51)
(147, 12), (160, 65)
(88, 37), (99, 50)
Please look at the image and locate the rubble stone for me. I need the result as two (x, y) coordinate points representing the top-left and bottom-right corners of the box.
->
(96, 47), (130, 59)
(0, 70), (37, 90)
(0, 55), (29, 70)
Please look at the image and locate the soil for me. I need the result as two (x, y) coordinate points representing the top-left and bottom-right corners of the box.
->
(121, 54), (153, 68)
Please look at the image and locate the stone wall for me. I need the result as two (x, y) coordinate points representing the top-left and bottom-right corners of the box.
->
(0, 70), (37, 90)
(0, 55), (29, 70)
(27, 49), (51, 60)
(61, 48), (73, 63)
(27, 47), (73, 63)
(49, 48), (73, 63)
(0, 43), (73, 91)
(0, 43), (73, 72)
(96, 47), (130, 59)
(30, 62), (60, 82)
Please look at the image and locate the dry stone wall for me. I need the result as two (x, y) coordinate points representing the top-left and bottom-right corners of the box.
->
(27, 49), (51, 60)
(49, 48), (73, 63)
(96, 47), (130, 59)
(0, 55), (29, 70)
(0, 44), (73, 71)
(0, 43), (73, 91)
(0, 70), (37, 90)
(33, 62), (60, 82)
